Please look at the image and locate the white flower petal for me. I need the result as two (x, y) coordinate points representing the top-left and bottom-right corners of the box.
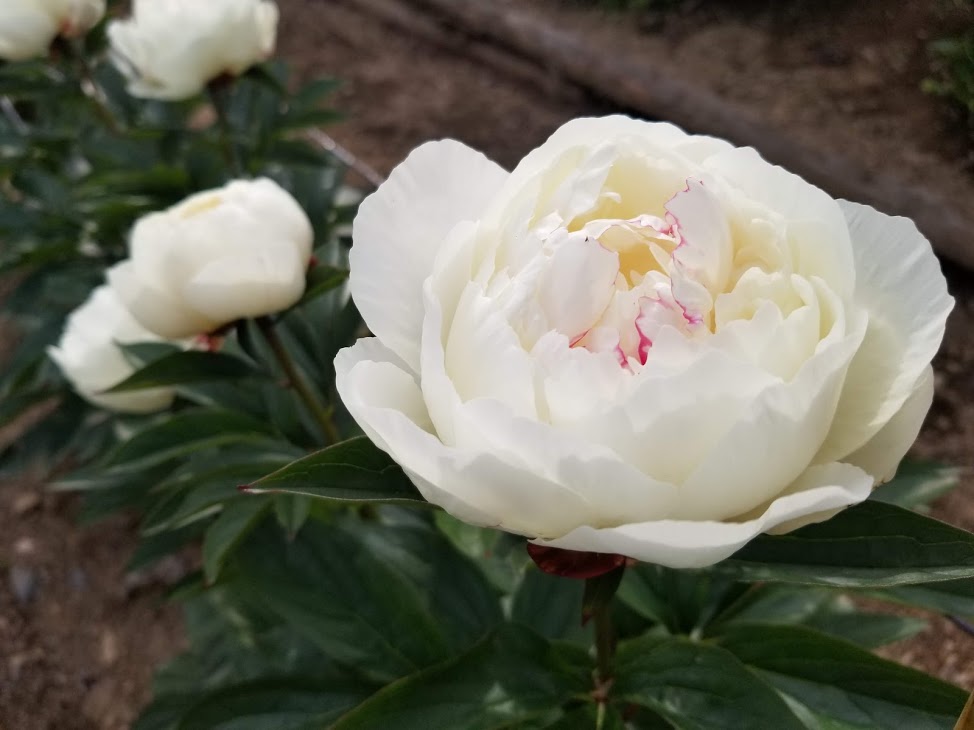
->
(505, 116), (688, 188)
(534, 463), (873, 568)
(336, 337), (583, 534)
(702, 146), (855, 301)
(676, 320), (863, 521)
(844, 366), (934, 483)
(351, 139), (508, 371)
(817, 202), (952, 463)
(48, 285), (176, 414)
(108, 260), (217, 339)
(444, 282), (538, 419)
(183, 248), (306, 324)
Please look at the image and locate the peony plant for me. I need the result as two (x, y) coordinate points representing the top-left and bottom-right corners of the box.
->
(335, 116), (953, 568)
(4, 4), (974, 728)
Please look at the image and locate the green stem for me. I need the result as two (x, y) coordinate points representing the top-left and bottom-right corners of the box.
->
(208, 81), (244, 176)
(583, 564), (625, 728)
(255, 316), (340, 445)
(594, 602), (614, 688)
(65, 41), (122, 134)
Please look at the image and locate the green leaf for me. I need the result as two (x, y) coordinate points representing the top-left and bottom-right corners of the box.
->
(715, 584), (925, 648)
(715, 623), (967, 729)
(105, 408), (277, 472)
(535, 705), (628, 729)
(176, 677), (372, 730)
(242, 436), (425, 505)
(511, 566), (587, 642)
(142, 452), (297, 536)
(870, 461), (959, 510)
(130, 521), (208, 572)
(203, 497), (272, 584)
(871, 578), (974, 620)
(614, 634), (805, 729)
(231, 521), (456, 682)
(105, 351), (263, 392)
(298, 264), (348, 306)
(434, 513), (529, 594)
(273, 494), (311, 539)
(722, 500), (974, 587)
(331, 624), (591, 730)
(619, 564), (739, 635)
(355, 521), (504, 651)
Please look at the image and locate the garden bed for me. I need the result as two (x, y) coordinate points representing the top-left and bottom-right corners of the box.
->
(3, 0), (974, 726)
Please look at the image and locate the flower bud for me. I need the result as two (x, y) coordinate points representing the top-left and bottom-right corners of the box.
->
(108, 178), (314, 339)
(48, 285), (176, 414)
(107, 0), (278, 100)
(0, 0), (105, 61)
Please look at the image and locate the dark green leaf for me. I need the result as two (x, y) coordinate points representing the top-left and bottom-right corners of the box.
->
(871, 578), (974, 620)
(723, 500), (974, 587)
(870, 461), (959, 510)
(105, 408), (277, 472)
(298, 264), (348, 305)
(231, 521), (455, 682)
(332, 624), (591, 730)
(714, 584), (926, 648)
(614, 634), (805, 729)
(176, 677), (371, 730)
(715, 623), (967, 729)
(619, 564), (739, 635)
(243, 436), (425, 505)
(203, 497), (272, 584)
(434, 513), (529, 594)
(356, 522), (504, 651)
(130, 521), (208, 572)
(274, 494), (311, 539)
(105, 351), (263, 392)
(511, 566), (587, 642)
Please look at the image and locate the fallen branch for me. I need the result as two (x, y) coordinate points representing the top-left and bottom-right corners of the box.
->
(397, 0), (974, 270)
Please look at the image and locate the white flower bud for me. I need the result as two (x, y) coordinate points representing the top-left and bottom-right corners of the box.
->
(48, 285), (176, 414)
(0, 0), (105, 61)
(107, 0), (278, 100)
(108, 178), (314, 339)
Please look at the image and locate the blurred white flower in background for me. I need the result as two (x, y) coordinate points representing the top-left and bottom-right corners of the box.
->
(108, 178), (314, 339)
(48, 285), (176, 414)
(336, 115), (953, 569)
(0, 0), (105, 61)
(107, 0), (278, 100)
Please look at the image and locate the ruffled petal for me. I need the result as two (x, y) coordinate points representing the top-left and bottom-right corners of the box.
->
(350, 140), (508, 371)
(533, 462), (873, 568)
(843, 366), (934, 483)
(817, 202), (952, 463)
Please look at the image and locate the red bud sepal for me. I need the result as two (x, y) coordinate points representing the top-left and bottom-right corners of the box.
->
(526, 543), (627, 580)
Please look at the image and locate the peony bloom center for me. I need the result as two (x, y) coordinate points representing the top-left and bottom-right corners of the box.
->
(500, 173), (820, 378)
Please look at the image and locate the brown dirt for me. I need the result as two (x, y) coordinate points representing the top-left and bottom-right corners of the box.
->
(5, 0), (974, 726)
(0, 477), (186, 730)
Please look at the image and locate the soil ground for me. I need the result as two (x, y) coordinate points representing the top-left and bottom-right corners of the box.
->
(3, 0), (974, 726)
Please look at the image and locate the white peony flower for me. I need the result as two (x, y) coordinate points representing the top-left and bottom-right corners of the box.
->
(108, 178), (314, 339)
(335, 116), (954, 569)
(107, 0), (278, 100)
(0, 0), (105, 61)
(48, 284), (176, 414)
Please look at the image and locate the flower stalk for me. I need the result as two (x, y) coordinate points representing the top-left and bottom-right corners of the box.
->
(583, 562), (626, 728)
(255, 315), (340, 445)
